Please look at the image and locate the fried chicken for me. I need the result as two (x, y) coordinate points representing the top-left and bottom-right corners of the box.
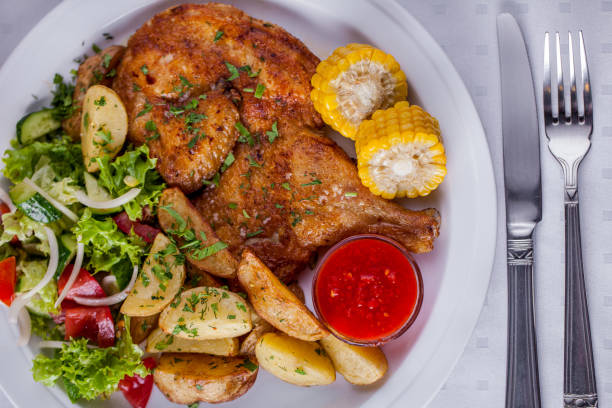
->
(114, 3), (440, 282)
(113, 3), (321, 193)
(194, 124), (440, 282)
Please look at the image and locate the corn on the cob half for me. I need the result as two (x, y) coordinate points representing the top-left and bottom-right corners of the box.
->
(311, 44), (408, 140)
(356, 101), (446, 199)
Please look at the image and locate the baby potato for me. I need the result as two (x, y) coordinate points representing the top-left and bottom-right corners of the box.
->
(159, 287), (252, 340)
(120, 233), (185, 317)
(146, 327), (239, 356)
(130, 314), (159, 344)
(255, 332), (335, 386)
(319, 334), (388, 385)
(237, 249), (328, 341)
(239, 318), (275, 356)
(154, 353), (258, 404)
(81, 84), (128, 172)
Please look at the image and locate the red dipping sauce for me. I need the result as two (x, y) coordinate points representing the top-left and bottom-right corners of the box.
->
(313, 234), (423, 345)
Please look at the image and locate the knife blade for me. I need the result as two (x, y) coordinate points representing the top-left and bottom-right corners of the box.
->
(497, 13), (542, 408)
(498, 13), (542, 232)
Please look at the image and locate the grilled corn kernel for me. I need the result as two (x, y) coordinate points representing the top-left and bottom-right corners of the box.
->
(356, 101), (446, 199)
(311, 44), (408, 140)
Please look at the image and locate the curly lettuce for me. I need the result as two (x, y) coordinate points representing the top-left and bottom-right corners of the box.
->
(96, 144), (164, 220)
(16, 258), (59, 315)
(73, 209), (145, 279)
(32, 317), (147, 402)
(30, 157), (80, 206)
(2, 139), (84, 185)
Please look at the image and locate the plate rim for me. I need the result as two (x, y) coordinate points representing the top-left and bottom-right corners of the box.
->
(0, 1), (498, 407)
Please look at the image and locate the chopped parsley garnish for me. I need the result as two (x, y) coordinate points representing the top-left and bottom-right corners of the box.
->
(243, 88), (254, 93)
(145, 120), (157, 131)
(247, 155), (262, 168)
(266, 121), (278, 143)
(187, 134), (200, 149)
(234, 122), (254, 146)
(214, 30), (224, 42)
(281, 182), (291, 191)
(295, 368), (306, 375)
(242, 209), (250, 219)
(102, 54), (112, 68)
(236, 302), (247, 312)
(345, 192), (358, 197)
(184, 98), (198, 110)
(221, 152), (235, 172)
(211, 302), (219, 318)
(239, 65), (260, 78)
(291, 211), (302, 227)
(239, 359), (258, 372)
(140, 64), (149, 75)
(154, 335), (174, 351)
(92, 43), (102, 54)
(246, 229), (263, 238)
(191, 241), (228, 260)
(254, 83), (266, 99)
(136, 103), (153, 118)
(94, 96), (106, 106)
(301, 179), (321, 187)
(227, 314), (236, 320)
(275, 203), (284, 209)
(228, 202), (237, 209)
(225, 62), (239, 80)
(203, 173), (220, 188)
(132, 83), (141, 92)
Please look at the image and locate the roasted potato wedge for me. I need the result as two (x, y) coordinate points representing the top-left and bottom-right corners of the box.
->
(184, 263), (222, 289)
(154, 353), (258, 404)
(62, 45), (125, 139)
(159, 287), (252, 340)
(81, 85), (128, 172)
(237, 249), (328, 341)
(146, 327), (239, 355)
(120, 233), (185, 317)
(256, 332), (335, 386)
(130, 314), (159, 344)
(158, 188), (238, 278)
(287, 282), (305, 303)
(319, 334), (388, 385)
(239, 318), (275, 356)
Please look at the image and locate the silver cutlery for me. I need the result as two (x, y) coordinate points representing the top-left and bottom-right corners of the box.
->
(543, 31), (597, 408)
(497, 13), (542, 408)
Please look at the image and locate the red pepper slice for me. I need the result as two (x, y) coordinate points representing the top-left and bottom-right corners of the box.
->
(119, 357), (157, 408)
(113, 212), (160, 244)
(57, 266), (115, 347)
(0, 256), (16, 306)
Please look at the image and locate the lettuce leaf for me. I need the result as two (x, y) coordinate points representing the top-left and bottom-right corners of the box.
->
(0, 211), (54, 254)
(31, 158), (80, 206)
(2, 139), (84, 184)
(16, 257), (59, 315)
(31, 317), (147, 402)
(96, 144), (164, 220)
(73, 209), (145, 274)
(29, 312), (64, 341)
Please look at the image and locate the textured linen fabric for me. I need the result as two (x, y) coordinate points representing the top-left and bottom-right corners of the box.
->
(0, 1), (610, 407)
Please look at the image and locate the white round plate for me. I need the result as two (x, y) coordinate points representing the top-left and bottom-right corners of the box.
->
(0, 1), (496, 407)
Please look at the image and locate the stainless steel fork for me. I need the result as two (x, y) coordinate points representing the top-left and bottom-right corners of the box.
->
(543, 31), (597, 408)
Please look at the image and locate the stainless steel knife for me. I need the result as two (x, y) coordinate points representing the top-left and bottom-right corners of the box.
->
(497, 13), (542, 408)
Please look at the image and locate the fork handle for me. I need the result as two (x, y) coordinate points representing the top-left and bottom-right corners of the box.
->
(563, 199), (598, 407)
(506, 237), (541, 408)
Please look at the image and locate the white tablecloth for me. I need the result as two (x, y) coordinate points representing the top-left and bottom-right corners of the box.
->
(1, 1), (610, 407)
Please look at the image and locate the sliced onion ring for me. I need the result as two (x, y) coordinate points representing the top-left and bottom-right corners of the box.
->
(101, 275), (120, 295)
(0, 187), (16, 212)
(16, 307), (31, 347)
(54, 238), (85, 308)
(73, 265), (138, 306)
(38, 340), (97, 349)
(74, 188), (142, 210)
(23, 178), (78, 222)
(8, 227), (59, 323)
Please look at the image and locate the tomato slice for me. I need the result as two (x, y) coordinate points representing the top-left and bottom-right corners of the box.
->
(113, 212), (160, 244)
(58, 266), (115, 347)
(0, 256), (16, 306)
(119, 357), (157, 408)
(58, 265), (106, 300)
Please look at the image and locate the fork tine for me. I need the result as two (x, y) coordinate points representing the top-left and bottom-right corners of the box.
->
(579, 31), (592, 126)
(555, 32), (566, 122)
(568, 32), (579, 124)
(543, 32), (554, 127)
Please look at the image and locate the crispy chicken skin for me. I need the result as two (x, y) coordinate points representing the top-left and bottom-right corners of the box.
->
(194, 124), (440, 282)
(113, 3), (322, 192)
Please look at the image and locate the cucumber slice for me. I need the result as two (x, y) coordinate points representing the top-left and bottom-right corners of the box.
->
(84, 172), (121, 214)
(16, 108), (61, 145)
(55, 234), (77, 278)
(9, 182), (62, 224)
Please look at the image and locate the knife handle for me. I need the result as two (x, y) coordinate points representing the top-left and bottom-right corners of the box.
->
(563, 200), (598, 407)
(506, 237), (541, 408)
